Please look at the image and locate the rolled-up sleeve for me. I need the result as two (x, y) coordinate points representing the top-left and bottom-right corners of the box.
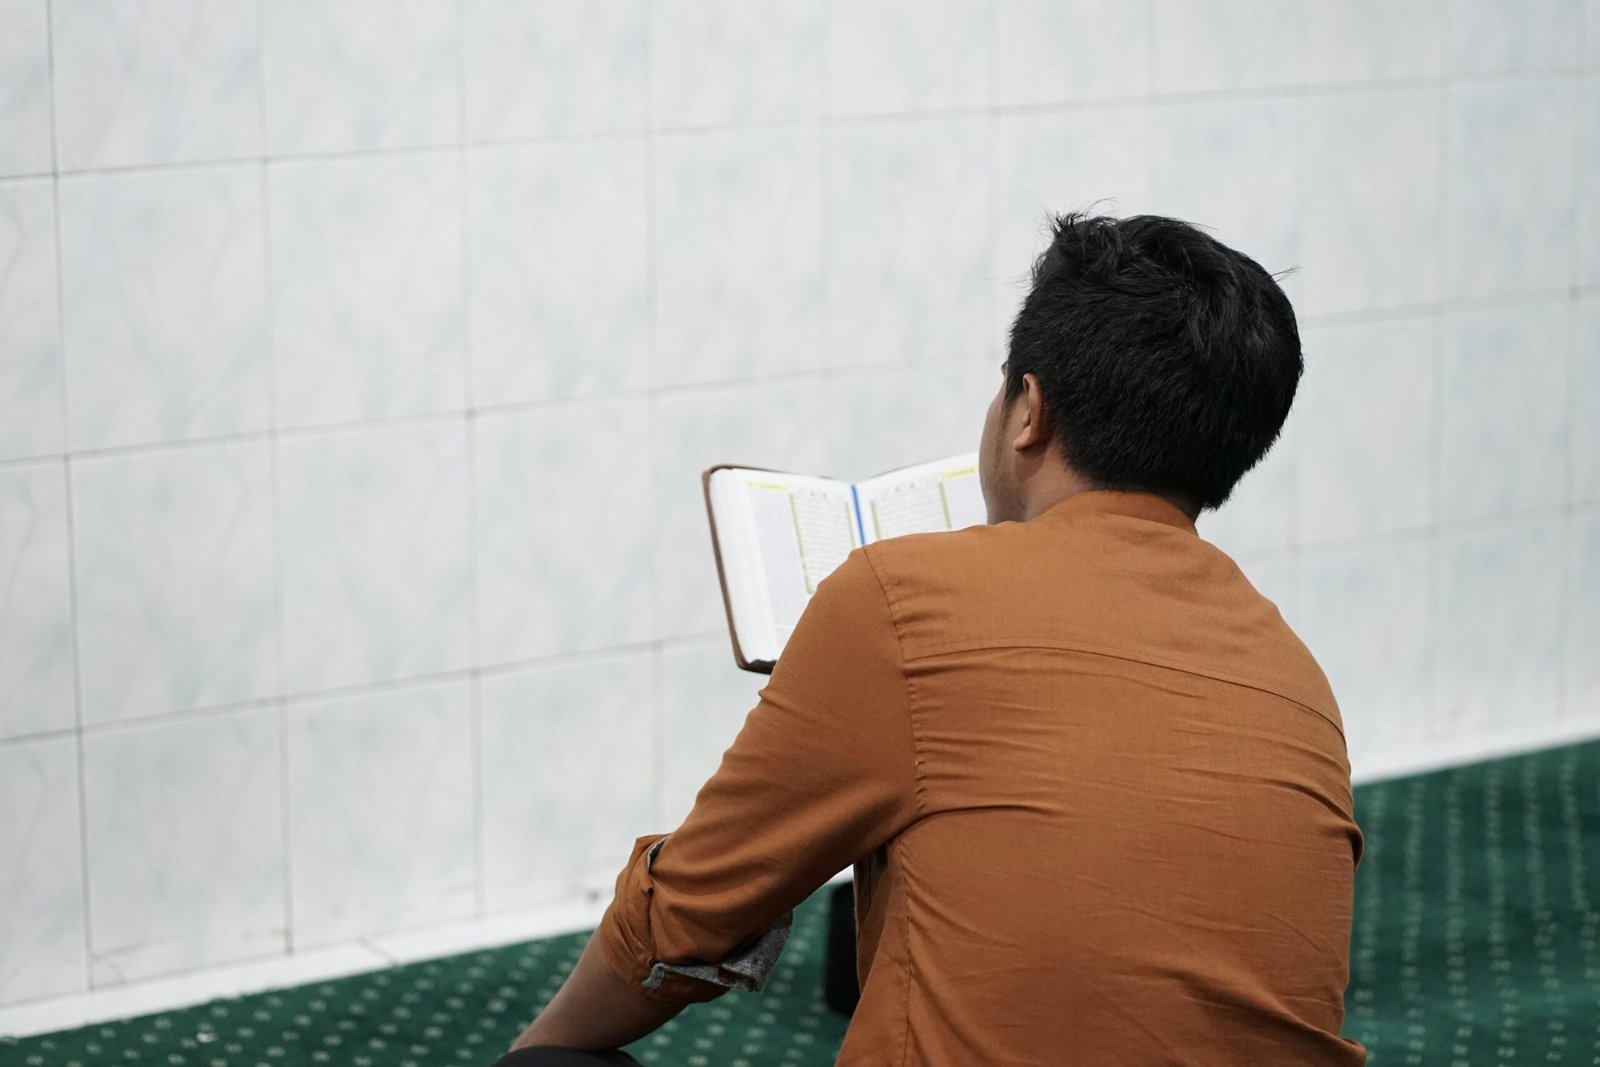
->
(595, 545), (918, 1004)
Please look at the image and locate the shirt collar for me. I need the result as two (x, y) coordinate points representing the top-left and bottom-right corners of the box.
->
(1029, 489), (1199, 533)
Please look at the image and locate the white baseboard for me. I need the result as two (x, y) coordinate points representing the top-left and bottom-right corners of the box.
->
(0, 898), (609, 1040)
(1349, 706), (1600, 785)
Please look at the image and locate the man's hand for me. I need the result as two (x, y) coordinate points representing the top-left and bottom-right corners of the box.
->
(507, 926), (688, 1053)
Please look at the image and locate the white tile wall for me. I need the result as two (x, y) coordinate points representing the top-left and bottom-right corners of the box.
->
(0, 180), (62, 461)
(652, 0), (824, 128)
(2, 0), (1598, 1017)
(1154, 0), (1303, 94)
(1447, 0), (1583, 74)
(287, 680), (475, 946)
(1436, 301), (1570, 523)
(466, 139), (651, 406)
(480, 652), (656, 910)
(1442, 78), (1579, 301)
(71, 442), (278, 726)
(1578, 297), (1600, 502)
(476, 399), (655, 662)
(827, 0), (990, 118)
(268, 153), (466, 429)
(1152, 98), (1301, 283)
(0, 464), (75, 740)
(261, 1), (459, 156)
(1297, 316), (1435, 543)
(654, 127), (825, 387)
(461, 0), (648, 143)
(0, 737), (85, 1004)
(82, 708), (285, 985)
(1294, 537), (1435, 757)
(58, 167), (270, 452)
(277, 421), (471, 693)
(995, 0), (1152, 106)
(0, 0), (52, 177)
(1298, 87), (1441, 316)
(1582, 76), (1600, 289)
(829, 117), (989, 369)
(51, 0), (261, 170)
(1434, 518), (1566, 730)
(825, 362), (991, 484)
(1571, 508), (1600, 707)
(1301, 0), (1445, 84)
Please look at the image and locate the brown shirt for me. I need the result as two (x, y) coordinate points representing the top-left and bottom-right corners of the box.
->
(598, 490), (1366, 1065)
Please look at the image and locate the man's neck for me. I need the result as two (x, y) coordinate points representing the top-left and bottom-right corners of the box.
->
(1019, 478), (1201, 524)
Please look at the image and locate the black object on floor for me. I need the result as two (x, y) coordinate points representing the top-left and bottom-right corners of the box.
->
(491, 1046), (643, 1066)
(822, 880), (860, 1016)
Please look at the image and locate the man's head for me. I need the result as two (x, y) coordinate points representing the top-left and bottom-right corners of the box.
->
(978, 211), (1302, 525)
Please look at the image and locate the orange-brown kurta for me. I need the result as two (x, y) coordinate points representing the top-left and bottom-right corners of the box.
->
(597, 490), (1366, 1065)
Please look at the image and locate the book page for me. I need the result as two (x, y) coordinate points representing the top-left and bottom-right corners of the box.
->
(707, 469), (858, 664)
(854, 452), (986, 542)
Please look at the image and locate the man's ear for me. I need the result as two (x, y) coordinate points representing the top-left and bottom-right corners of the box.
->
(1011, 372), (1052, 451)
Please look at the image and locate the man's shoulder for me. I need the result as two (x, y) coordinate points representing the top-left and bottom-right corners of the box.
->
(859, 520), (1014, 586)
(851, 522), (1027, 632)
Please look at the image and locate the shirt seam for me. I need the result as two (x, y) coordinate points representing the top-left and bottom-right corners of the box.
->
(860, 544), (928, 822)
(859, 543), (921, 1067)
(900, 635), (1349, 743)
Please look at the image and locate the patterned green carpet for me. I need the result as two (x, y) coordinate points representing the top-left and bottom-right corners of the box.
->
(5, 741), (1599, 1066)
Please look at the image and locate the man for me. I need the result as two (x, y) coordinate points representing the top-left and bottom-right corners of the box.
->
(496, 212), (1366, 1065)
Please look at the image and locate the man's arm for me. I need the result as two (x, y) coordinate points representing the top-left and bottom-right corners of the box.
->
(507, 928), (685, 1051)
(504, 546), (917, 1053)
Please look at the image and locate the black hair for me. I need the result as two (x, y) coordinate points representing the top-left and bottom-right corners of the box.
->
(1004, 211), (1301, 511)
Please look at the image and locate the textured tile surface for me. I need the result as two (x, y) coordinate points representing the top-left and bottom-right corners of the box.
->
(0, 180), (62, 461)
(52, 0), (261, 170)
(288, 681), (475, 946)
(277, 422), (471, 693)
(83, 709), (286, 985)
(481, 652), (656, 909)
(0, 464), (75, 740)
(58, 168), (269, 452)
(0, 0), (52, 177)
(0, 737), (85, 1006)
(269, 153), (465, 429)
(71, 443), (278, 725)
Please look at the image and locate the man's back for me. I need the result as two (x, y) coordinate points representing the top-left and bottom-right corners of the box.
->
(596, 488), (1365, 1065)
(842, 490), (1364, 1064)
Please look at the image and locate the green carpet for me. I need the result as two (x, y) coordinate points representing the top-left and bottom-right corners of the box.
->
(6, 741), (1599, 1066)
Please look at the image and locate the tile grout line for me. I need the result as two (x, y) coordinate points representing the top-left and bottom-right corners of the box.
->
(819, 0), (834, 465)
(645, 6), (666, 834)
(1555, 55), (1592, 723)
(255, 0), (296, 963)
(14, 61), (1594, 187)
(985, 0), (1002, 372)
(455, 0), (488, 924)
(40, 0), (97, 1002)
(1427, 21), (1450, 736)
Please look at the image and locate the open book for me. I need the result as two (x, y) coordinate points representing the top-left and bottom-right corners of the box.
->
(703, 453), (986, 673)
